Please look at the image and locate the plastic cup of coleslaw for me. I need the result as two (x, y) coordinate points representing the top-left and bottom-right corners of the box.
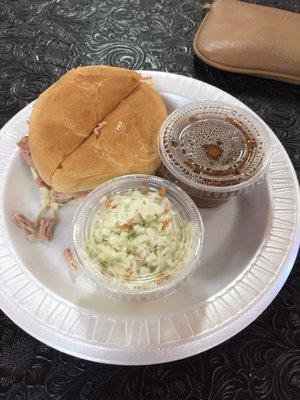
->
(72, 174), (204, 301)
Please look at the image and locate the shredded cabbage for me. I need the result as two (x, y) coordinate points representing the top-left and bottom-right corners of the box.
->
(85, 188), (188, 282)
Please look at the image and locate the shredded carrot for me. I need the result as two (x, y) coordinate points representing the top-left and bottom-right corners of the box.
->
(120, 219), (135, 231)
(138, 186), (149, 195)
(159, 187), (166, 197)
(155, 272), (165, 284)
(162, 218), (170, 229)
(124, 267), (133, 281)
(104, 198), (113, 208)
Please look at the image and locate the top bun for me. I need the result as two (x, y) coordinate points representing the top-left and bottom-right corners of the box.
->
(52, 83), (167, 192)
(29, 66), (142, 186)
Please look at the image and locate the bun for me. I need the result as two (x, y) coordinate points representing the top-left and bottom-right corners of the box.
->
(52, 83), (167, 192)
(29, 66), (141, 186)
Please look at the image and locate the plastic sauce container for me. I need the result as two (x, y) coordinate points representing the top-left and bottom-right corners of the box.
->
(158, 102), (271, 208)
(72, 175), (204, 301)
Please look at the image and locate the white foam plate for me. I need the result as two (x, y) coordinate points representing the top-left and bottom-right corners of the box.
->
(0, 71), (299, 365)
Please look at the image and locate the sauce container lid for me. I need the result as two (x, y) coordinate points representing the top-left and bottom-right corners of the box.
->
(158, 102), (271, 199)
(72, 175), (204, 301)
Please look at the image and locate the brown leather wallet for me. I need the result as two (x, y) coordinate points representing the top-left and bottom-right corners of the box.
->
(193, 0), (300, 85)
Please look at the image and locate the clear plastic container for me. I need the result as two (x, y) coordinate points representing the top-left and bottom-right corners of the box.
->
(158, 101), (272, 208)
(72, 174), (204, 301)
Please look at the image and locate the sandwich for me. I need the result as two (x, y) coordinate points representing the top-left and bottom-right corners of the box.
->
(12, 66), (167, 241)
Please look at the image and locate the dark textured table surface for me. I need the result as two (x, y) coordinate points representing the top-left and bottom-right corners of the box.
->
(0, 1), (300, 399)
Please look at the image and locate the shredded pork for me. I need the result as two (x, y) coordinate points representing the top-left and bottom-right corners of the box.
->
(11, 213), (38, 241)
(50, 189), (91, 204)
(93, 121), (107, 138)
(36, 218), (57, 241)
(11, 213), (57, 242)
(63, 248), (77, 270)
(17, 136), (33, 167)
(35, 175), (46, 188)
(13, 136), (92, 242)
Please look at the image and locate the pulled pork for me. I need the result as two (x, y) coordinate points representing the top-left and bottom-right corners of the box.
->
(63, 248), (77, 270)
(35, 174), (48, 189)
(11, 213), (57, 242)
(17, 136), (91, 204)
(17, 137), (33, 167)
(93, 121), (107, 138)
(11, 213), (37, 241)
(37, 218), (57, 241)
(13, 136), (91, 242)
(50, 189), (91, 204)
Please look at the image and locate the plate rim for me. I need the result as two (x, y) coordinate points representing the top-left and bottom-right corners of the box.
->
(0, 70), (299, 365)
